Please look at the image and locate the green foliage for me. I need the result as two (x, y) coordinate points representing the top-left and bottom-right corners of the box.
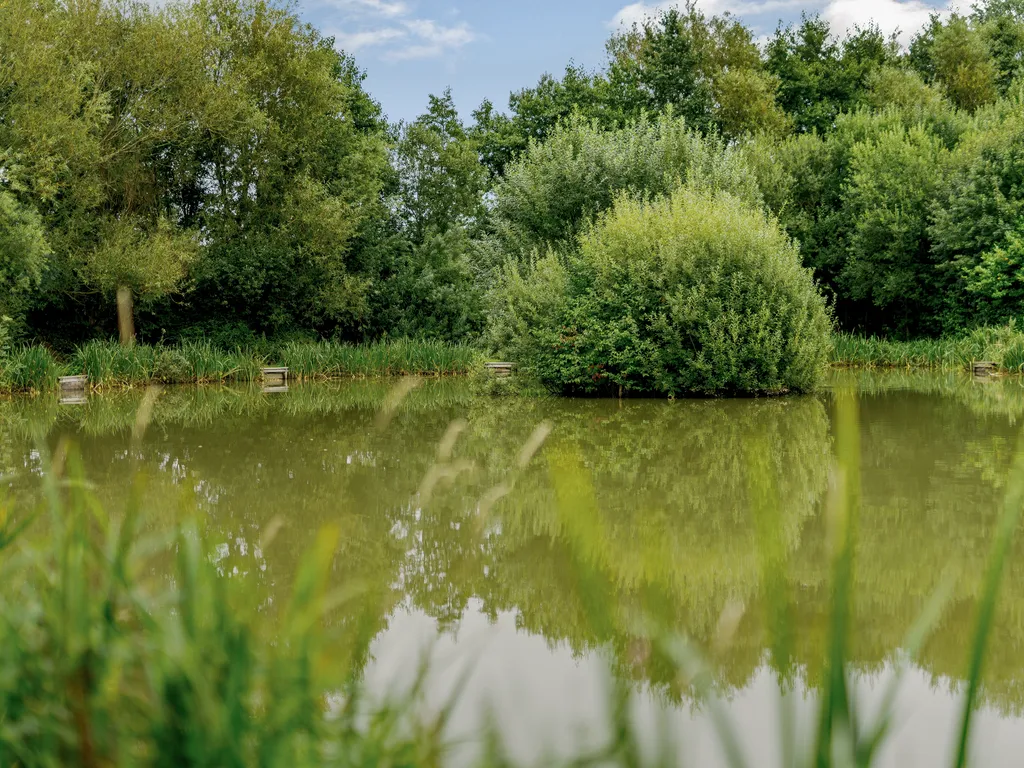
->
(491, 113), (761, 262)
(766, 17), (899, 134)
(491, 187), (832, 396)
(749, 104), (968, 335)
(4, 0), (1024, 360)
(0, 316), (11, 358)
(471, 65), (621, 178)
(605, 5), (790, 140)
(369, 228), (486, 343)
(840, 124), (951, 332)
(965, 219), (1024, 318)
(395, 89), (488, 239)
(82, 217), (197, 301)
(863, 66), (949, 115)
(362, 91), (489, 342)
(931, 100), (1024, 318)
(0, 191), (49, 331)
(0, 0), (390, 340)
(932, 15), (1000, 111)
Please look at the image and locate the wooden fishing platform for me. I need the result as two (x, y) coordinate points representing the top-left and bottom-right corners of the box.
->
(484, 362), (514, 377)
(58, 375), (88, 391)
(261, 366), (289, 386)
(972, 361), (998, 377)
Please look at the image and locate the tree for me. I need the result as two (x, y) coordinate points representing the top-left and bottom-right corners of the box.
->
(180, 0), (390, 340)
(471, 65), (618, 178)
(0, 0), (390, 344)
(367, 227), (485, 342)
(975, 0), (1024, 92)
(607, 4), (788, 139)
(840, 125), (951, 334)
(964, 218), (1024, 321)
(863, 67), (948, 114)
(490, 113), (761, 262)
(395, 89), (488, 239)
(766, 17), (898, 134)
(931, 102), (1024, 312)
(0, 191), (49, 336)
(747, 107), (964, 334)
(0, 0), (203, 342)
(607, 6), (716, 131)
(363, 90), (489, 342)
(931, 15), (1000, 110)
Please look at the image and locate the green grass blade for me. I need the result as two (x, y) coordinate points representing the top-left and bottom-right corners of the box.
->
(815, 388), (860, 768)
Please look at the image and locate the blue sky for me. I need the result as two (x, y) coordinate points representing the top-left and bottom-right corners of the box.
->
(300, 0), (962, 124)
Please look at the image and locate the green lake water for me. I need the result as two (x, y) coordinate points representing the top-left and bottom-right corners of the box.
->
(4, 370), (1024, 765)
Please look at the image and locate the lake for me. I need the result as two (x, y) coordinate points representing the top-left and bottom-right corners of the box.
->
(3, 370), (1024, 766)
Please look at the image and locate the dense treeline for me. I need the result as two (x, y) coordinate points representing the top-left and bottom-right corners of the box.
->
(2, 0), (1024, 359)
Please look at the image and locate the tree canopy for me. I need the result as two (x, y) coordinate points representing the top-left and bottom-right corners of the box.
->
(2, 0), (1024, 349)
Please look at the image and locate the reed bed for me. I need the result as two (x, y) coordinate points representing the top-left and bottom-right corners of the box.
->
(0, 339), (479, 393)
(0, 345), (65, 392)
(833, 324), (1024, 372)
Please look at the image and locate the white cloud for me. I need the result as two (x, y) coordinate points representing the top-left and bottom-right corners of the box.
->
(337, 0), (411, 17)
(612, 1), (685, 27)
(321, 0), (475, 60)
(333, 27), (407, 52)
(386, 19), (475, 59)
(823, 0), (969, 45)
(610, 0), (969, 47)
(610, 0), (807, 28)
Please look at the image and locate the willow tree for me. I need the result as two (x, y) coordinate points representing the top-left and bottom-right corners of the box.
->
(0, 0), (205, 342)
(0, 0), (389, 344)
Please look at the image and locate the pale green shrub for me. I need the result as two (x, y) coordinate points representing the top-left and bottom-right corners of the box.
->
(490, 187), (833, 396)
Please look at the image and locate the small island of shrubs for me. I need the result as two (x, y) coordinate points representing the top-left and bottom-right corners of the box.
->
(490, 187), (833, 397)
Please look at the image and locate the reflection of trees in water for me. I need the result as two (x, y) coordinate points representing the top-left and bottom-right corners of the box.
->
(455, 397), (831, 693)
(5, 374), (1024, 711)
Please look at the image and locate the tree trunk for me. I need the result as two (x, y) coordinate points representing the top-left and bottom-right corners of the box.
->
(117, 285), (135, 346)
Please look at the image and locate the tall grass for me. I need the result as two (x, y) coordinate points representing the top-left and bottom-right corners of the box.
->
(833, 323), (1024, 372)
(74, 340), (159, 386)
(0, 345), (64, 392)
(0, 339), (478, 393)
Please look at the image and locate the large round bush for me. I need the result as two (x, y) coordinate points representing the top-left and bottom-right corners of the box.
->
(489, 187), (832, 395)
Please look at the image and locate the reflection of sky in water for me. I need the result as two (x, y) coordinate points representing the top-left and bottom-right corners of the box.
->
(366, 602), (1024, 768)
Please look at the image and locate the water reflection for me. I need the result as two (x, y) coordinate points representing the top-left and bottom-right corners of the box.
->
(4, 372), (1024, 763)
